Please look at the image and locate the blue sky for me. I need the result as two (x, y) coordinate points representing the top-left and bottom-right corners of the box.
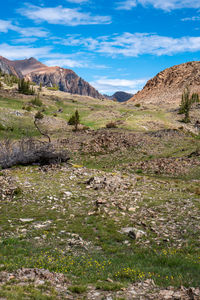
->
(1, 0), (200, 95)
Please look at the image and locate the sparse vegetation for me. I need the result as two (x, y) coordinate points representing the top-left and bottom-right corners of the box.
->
(106, 121), (118, 128)
(34, 111), (51, 142)
(47, 84), (59, 91)
(30, 93), (43, 107)
(18, 78), (35, 95)
(179, 87), (199, 123)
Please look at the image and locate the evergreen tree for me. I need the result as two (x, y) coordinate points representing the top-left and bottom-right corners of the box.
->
(18, 79), (35, 95)
(68, 110), (80, 131)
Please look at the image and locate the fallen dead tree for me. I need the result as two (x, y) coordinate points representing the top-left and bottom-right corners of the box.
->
(0, 138), (70, 169)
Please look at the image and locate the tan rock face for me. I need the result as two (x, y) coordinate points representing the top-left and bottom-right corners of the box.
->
(128, 61), (200, 107)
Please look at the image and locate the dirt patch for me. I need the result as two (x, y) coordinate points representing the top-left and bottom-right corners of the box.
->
(80, 130), (147, 153)
(128, 157), (200, 176)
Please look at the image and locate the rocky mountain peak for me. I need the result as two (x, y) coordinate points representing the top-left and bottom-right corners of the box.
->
(128, 61), (200, 107)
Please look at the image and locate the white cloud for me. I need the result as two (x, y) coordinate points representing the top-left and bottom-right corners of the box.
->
(16, 27), (48, 37)
(61, 32), (200, 57)
(116, 0), (136, 10)
(90, 76), (147, 94)
(116, 0), (200, 11)
(44, 58), (84, 68)
(182, 16), (200, 21)
(44, 57), (109, 69)
(18, 4), (111, 26)
(0, 19), (48, 37)
(0, 44), (52, 60)
(0, 20), (17, 33)
(67, 0), (89, 3)
(12, 37), (38, 44)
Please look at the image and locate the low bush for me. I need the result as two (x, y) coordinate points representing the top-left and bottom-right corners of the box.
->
(106, 121), (118, 128)
(30, 94), (43, 107)
(0, 122), (5, 131)
(47, 84), (59, 91)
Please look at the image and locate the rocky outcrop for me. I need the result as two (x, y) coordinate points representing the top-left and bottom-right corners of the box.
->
(129, 61), (200, 107)
(0, 56), (102, 99)
(25, 66), (102, 98)
(0, 56), (23, 78)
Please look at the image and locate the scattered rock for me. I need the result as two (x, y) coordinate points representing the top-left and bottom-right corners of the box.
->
(19, 218), (34, 223)
(120, 227), (146, 240)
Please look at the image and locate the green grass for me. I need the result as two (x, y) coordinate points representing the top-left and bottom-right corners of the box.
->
(0, 165), (199, 289)
(0, 283), (58, 300)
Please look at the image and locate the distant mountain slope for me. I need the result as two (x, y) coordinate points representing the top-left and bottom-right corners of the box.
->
(113, 91), (133, 102)
(0, 56), (22, 78)
(128, 61), (200, 106)
(104, 91), (133, 102)
(0, 56), (102, 99)
(11, 57), (46, 76)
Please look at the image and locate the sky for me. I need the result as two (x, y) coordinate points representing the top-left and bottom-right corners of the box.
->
(1, 1), (200, 95)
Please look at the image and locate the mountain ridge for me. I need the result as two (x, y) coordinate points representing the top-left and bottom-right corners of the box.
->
(128, 61), (200, 106)
(0, 56), (103, 99)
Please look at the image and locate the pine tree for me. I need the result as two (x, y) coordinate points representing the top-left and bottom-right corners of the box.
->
(68, 110), (80, 131)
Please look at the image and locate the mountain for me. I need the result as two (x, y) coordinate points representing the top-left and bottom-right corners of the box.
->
(25, 66), (102, 99)
(0, 56), (23, 78)
(0, 56), (102, 99)
(104, 91), (133, 102)
(112, 91), (133, 102)
(11, 57), (46, 76)
(128, 61), (200, 106)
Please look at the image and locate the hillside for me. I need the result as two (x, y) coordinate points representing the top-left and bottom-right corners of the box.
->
(0, 56), (102, 99)
(0, 72), (199, 299)
(104, 91), (133, 102)
(129, 61), (200, 107)
(11, 57), (46, 76)
(113, 91), (133, 102)
(0, 56), (23, 78)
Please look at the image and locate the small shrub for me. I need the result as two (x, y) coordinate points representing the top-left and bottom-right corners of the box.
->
(178, 88), (199, 123)
(25, 105), (32, 112)
(0, 122), (5, 131)
(96, 282), (124, 291)
(136, 169), (143, 174)
(191, 93), (199, 104)
(35, 111), (44, 120)
(135, 103), (141, 107)
(47, 84), (59, 91)
(13, 187), (23, 196)
(68, 285), (87, 294)
(30, 94), (42, 107)
(106, 121), (118, 128)
(39, 82), (42, 92)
